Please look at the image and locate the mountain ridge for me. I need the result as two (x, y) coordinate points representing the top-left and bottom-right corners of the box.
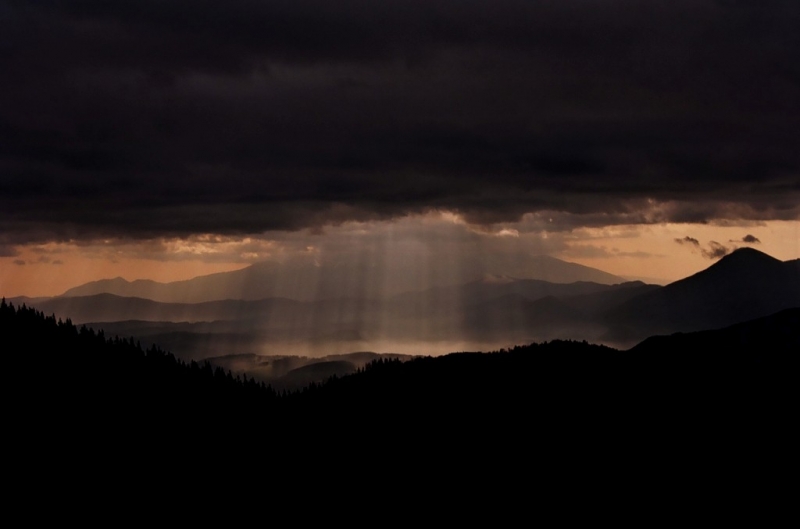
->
(58, 254), (626, 303)
(10, 247), (798, 358)
(604, 247), (800, 344)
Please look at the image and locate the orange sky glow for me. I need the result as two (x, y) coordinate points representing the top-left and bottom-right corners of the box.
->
(2, 215), (797, 299)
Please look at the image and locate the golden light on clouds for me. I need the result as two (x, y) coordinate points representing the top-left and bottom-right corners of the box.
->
(1, 215), (798, 298)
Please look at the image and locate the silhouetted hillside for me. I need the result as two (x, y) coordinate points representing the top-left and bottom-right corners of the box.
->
(559, 281), (661, 316)
(284, 306), (796, 435)
(0, 298), (278, 438)
(604, 248), (800, 344)
(5, 296), (795, 478)
(629, 307), (800, 357)
(460, 294), (602, 342)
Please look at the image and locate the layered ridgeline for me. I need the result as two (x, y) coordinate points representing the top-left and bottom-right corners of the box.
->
(5, 296), (797, 411)
(13, 279), (658, 360)
(9, 254), (647, 364)
(57, 254), (627, 303)
(9, 249), (798, 376)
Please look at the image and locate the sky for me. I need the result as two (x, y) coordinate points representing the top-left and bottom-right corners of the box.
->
(1, 1), (799, 298)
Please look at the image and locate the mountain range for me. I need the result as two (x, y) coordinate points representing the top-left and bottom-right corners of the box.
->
(58, 254), (627, 303)
(8, 248), (799, 387)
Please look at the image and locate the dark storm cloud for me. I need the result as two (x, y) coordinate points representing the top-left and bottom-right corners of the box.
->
(675, 236), (732, 259)
(734, 234), (762, 244)
(1, 0), (799, 241)
(703, 241), (732, 259)
(675, 237), (701, 248)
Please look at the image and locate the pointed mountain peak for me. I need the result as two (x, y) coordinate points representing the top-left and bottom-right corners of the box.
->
(720, 246), (778, 261)
(706, 247), (782, 271)
(665, 247), (791, 291)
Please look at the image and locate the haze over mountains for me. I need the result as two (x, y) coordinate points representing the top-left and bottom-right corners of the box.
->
(58, 254), (626, 303)
(12, 255), (645, 360)
(8, 248), (798, 388)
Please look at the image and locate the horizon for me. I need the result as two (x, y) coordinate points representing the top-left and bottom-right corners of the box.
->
(2, 240), (798, 359)
(1, 216), (798, 299)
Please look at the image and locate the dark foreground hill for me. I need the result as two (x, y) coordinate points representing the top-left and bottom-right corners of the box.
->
(1, 299), (280, 426)
(290, 308), (798, 419)
(629, 307), (800, 356)
(3, 298), (795, 494)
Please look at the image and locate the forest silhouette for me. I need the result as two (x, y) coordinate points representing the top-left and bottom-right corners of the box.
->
(4, 294), (796, 512)
(5, 298), (796, 455)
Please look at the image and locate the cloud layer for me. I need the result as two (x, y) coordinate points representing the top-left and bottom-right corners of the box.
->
(1, 1), (798, 243)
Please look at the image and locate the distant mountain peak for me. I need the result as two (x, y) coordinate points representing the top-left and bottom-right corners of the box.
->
(605, 247), (799, 344)
(700, 247), (783, 276)
(716, 246), (779, 262)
